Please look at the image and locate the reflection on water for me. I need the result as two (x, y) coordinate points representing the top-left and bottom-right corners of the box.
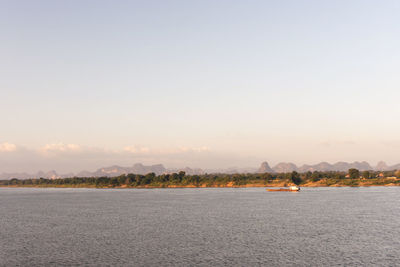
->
(1, 187), (400, 266)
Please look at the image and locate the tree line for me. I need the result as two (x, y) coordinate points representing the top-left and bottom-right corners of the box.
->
(1, 169), (400, 187)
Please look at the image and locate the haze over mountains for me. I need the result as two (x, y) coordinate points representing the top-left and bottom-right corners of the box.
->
(257, 161), (400, 173)
(1, 161), (400, 180)
(0, 164), (205, 180)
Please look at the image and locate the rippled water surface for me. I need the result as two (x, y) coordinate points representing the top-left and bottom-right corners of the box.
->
(1, 187), (400, 266)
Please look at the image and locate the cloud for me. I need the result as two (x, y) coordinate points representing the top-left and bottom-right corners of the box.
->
(0, 142), (210, 157)
(123, 145), (210, 155)
(34, 143), (211, 159)
(0, 142), (17, 152)
(0, 142), (216, 173)
(40, 143), (82, 155)
(123, 146), (151, 154)
(177, 146), (210, 153)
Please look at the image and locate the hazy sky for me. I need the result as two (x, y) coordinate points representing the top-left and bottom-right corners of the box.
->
(1, 0), (400, 173)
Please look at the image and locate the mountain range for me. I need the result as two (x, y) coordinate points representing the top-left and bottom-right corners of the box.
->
(256, 161), (400, 173)
(0, 163), (205, 180)
(1, 161), (400, 180)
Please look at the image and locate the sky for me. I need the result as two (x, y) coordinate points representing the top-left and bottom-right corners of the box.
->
(1, 0), (400, 173)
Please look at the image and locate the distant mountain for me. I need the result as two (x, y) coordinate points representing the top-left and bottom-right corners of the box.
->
(298, 162), (332, 172)
(257, 162), (273, 173)
(75, 170), (93, 177)
(0, 163), (168, 180)
(257, 161), (385, 173)
(91, 165), (131, 177)
(167, 167), (205, 175)
(2, 160), (400, 180)
(375, 161), (389, 171)
(0, 170), (61, 180)
(0, 172), (32, 180)
(350, 161), (373, 171)
(91, 163), (167, 177)
(42, 170), (60, 180)
(273, 162), (298, 173)
(390, 163), (400, 170)
(332, 162), (352, 171)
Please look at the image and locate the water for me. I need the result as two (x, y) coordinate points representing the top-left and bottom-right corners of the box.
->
(1, 187), (400, 266)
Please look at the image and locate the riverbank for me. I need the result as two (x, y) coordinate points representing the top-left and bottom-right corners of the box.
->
(1, 177), (400, 189)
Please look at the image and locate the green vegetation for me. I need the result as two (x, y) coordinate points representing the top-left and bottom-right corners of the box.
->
(348, 168), (360, 179)
(289, 171), (302, 185)
(1, 168), (400, 188)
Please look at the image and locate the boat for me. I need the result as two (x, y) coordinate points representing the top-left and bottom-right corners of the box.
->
(267, 186), (300, 192)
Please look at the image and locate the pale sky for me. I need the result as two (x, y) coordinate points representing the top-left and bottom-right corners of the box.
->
(1, 0), (400, 173)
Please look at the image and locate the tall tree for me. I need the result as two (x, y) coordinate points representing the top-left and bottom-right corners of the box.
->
(348, 168), (360, 179)
(290, 171), (302, 185)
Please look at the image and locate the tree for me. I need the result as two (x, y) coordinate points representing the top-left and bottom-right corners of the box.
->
(395, 170), (400, 178)
(348, 168), (360, 179)
(118, 174), (127, 185)
(334, 172), (345, 179)
(362, 171), (370, 179)
(290, 171), (302, 185)
(261, 173), (272, 182)
(311, 172), (321, 182)
(9, 178), (19, 185)
(110, 177), (119, 186)
(161, 174), (170, 182)
(192, 175), (200, 186)
(142, 172), (155, 184)
(178, 171), (186, 181)
(127, 173), (136, 184)
(170, 173), (179, 183)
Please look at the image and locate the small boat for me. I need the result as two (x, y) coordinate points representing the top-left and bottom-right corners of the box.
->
(267, 186), (300, 192)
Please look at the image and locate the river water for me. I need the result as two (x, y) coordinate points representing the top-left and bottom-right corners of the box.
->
(1, 187), (400, 266)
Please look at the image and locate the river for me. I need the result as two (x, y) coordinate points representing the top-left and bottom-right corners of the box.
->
(1, 187), (400, 266)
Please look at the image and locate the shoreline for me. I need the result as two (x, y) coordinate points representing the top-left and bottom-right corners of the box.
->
(1, 182), (399, 189)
